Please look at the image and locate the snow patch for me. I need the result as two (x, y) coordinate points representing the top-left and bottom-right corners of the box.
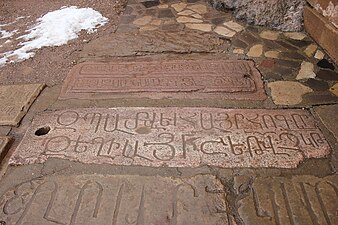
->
(0, 6), (108, 67)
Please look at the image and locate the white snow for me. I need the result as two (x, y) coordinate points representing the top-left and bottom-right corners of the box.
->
(0, 6), (108, 67)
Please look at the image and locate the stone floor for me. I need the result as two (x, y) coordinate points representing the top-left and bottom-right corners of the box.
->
(0, 0), (337, 224)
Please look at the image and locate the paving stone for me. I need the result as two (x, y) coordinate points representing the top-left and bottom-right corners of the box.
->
(150, 19), (162, 25)
(284, 32), (306, 40)
(177, 9), (195, 16)
(10, 107), (330, 168)
(0, 174), (229, 225)
(317, 59), (335, 70)
(296, 61), (316, 80)
(316, 69), (338, 81)
(141, 0), (160, 8)
(59, 60), (265, 100)
(232, 38), (248, 49)
(262, 39), (284, 50)
(247, 44), (263, 57)
(158, 8), (174, 18)
(80, 31), (228, 59)
(133, 16), (153, 26)
(304, 44), (317, 57)
(314, 50), (325, 59)
(268, 81), (313, 105)
(329, 83), (338, 96)
(185, 23), (212, 32)
(214, 26), (236, 37)
(264, 50), (279, 59)
(305, 79), (329, 91)
(263, 71), (282, 80)
(280, 52), (306, 61)
(145, 8), (157, 16)
(161, 23), (183, 30)
(177, 16), (203, 23)
(119, 15), (137, 24)
(139, 25), (158, 31)
(315, 105), (338, 140)
(285, 39), (312, 48)
(223, 21), (244, 32)
(233, 48), (244, 54)
(0, 136), (11, 164)
(187, 4), (208, 14)
(187, 0), (200, 3)
(275, 40), (299, 51)
(191, 13), (202, 19)
(0, 84), (44, 126)
(259, 30), (279, 40)
(238, 32), (260, 45)
(236, 175), (337, 225)
(158, 4), (169, 8)
(123, 6), (134, 15)
(211, 17), (226, 25)
(171, 2), (187, 12)
(273, 66), (294, 78)
(259, 59), (275, 69)
(274, 59), (301, 68)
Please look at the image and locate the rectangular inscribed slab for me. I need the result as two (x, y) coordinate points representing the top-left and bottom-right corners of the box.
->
(59, 60), (266, 100)
(10, 107), (330, 168)
(0, 84), (44, 126)
(0, 175), (228, 225)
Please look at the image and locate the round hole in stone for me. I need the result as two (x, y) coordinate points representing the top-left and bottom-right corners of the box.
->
(35, 126), (51, 136)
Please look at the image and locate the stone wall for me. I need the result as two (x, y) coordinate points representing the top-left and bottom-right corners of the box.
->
(208, 0), (306, 31)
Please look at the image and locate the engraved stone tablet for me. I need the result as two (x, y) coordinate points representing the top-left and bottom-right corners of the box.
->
(235, 175), (337, 225)
(0, 136), (11, 163)
(0, 175), (228, 225)
(0, 84), (44, 126)
(59, 60), (266, 100)
(10, 108), (330, 168)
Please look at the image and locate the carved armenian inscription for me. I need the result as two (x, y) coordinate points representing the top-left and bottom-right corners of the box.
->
(59, 60), (266, 100)
(236, 175), (337, 225)
(10, 107), (330, 168)
(0, 175), (228, 225)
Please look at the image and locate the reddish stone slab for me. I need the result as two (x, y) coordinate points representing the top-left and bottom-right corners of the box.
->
(59, 60), (266, 100)
(0, 175), (228, 225)
(10, 108), (330, 168)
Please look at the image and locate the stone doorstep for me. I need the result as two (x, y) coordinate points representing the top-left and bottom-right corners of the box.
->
(59, 60), (266, 101)
(304, 6), (338, 64)
(10, 107), (331, 168)
(0, 174), (228, 225)
(0, 84), (44, 126)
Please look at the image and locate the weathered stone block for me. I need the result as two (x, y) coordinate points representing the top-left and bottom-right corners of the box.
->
(304, 6), (338, 63)
(0, 174), (229, 225)
(10, 108), (331, 168)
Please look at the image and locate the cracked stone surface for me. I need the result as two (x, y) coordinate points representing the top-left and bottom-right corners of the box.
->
(0, 84), (44, 126)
